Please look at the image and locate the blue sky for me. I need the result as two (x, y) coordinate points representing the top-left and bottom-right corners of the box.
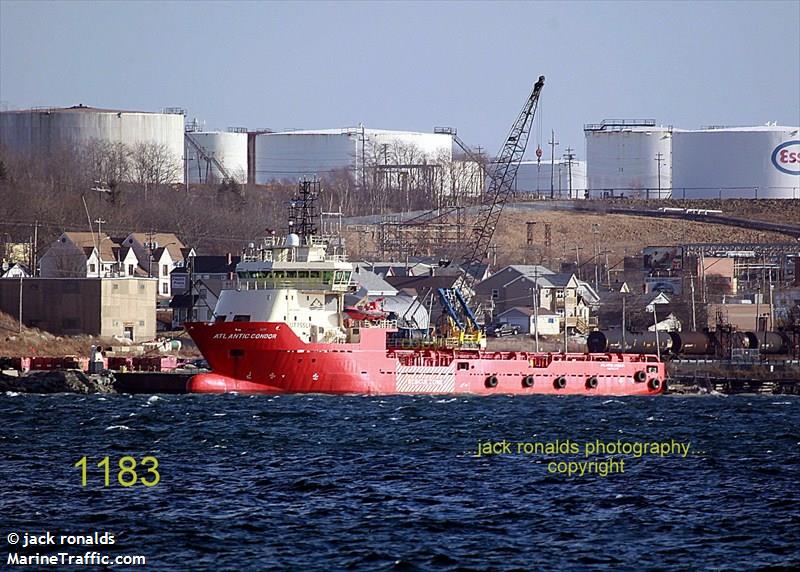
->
(1, 0), (798, 158)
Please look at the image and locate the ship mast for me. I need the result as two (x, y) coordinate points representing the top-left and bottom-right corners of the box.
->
(288, 179), (320, 241)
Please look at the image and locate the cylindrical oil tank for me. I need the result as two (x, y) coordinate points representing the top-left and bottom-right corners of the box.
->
(753, 332), (790, 354)
(584, 120), (673, 199)
(587, 331), (609, 353)
(184, 131), (248, 184)
(672, 126), (800, 199)
(513, 160), (588, 199)
(0, 106), (185, 182)
(668, 331), (714, 355)
(732, 331), (760, 350)
(587, 330), (671, 354)
(254, 128), (453, 184)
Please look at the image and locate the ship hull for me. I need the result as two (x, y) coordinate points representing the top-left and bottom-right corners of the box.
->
(186, 321), (664, 396)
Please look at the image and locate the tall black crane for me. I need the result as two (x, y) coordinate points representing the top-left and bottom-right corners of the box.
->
(435, 76), (545, 344)
(464, 74), (545, 281)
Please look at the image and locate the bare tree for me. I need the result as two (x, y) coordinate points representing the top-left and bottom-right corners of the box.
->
(130, 142), (181, 188)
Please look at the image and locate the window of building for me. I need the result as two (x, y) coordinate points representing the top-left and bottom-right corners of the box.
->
(162, 283), (168, 294)
(492, 289), (499, 300)
(162, 264), (168, 276)
(128, 264), (134, 275)
(89, 263), (96, 273)
(199, 289), (207, 300)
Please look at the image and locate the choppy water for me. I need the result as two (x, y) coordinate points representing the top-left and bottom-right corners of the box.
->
(1, 393), (798, 571)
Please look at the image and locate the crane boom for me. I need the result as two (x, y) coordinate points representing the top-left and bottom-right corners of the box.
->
(465, 75), (545, 279)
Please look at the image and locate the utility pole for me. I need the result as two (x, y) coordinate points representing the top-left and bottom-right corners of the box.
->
(592, 223), (600, 292)
(653, 304), (661, 360)
(654, 153), (665, 199)
(622, 293), (627, 349)
(691, 275), (697, 330)
(94, 218), (106, 241)
(18, 274), (23, 334)
(548, 129), (559, 199)
(32, 220), (38, 276)
(533, 268), (540, 352)
(564, 147), (575, 199)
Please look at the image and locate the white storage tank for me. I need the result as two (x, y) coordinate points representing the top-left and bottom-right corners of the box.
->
(184, 130), (248, 184)
(585, 119), (673, 199)
(512, 159), (587, 199)
(0, 105), (185, 182)
(672, 126), (800, 199)
(254, 127), (453, 184)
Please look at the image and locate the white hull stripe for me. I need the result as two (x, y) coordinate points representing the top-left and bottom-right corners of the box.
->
(396, 365), (455, 393)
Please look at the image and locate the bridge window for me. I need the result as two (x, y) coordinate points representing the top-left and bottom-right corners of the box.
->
(232, 315), (250, 322)
(457, 362), (469, 370)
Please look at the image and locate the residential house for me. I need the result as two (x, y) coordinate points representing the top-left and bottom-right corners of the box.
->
(597, 291), (683, 332)
(170, 254), (239, 327)
(352, 264), (398, 298)
(496, 306), (560, 336)
(367, 261), (436, 278)
(474, 265), (595, 333)
(1, 262), (30, 278)
(122, 233), (193, 299)
(39, 232), (130, 278)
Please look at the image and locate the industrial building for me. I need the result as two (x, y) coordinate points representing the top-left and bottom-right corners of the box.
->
(184, 123), (248, 185)
(584, 119), (673, 199)
(253, 127), (454, 185)
(0, 105), (185, 183)
(512, 159), (587, 199)
(672, 125), (800, 199)
(0, 277), (157, 340)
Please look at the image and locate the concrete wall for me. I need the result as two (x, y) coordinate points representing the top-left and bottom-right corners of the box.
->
(0, 278), (156, 340)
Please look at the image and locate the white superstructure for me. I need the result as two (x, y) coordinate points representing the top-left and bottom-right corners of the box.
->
(0, 105), (185, 182)
(584, 120), (673, 199)
(214, 234), (353, 344)
(184, 130), (248, 184)
(672, 125), (800, 199)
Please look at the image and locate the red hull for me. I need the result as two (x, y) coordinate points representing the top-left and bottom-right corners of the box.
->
(186, 321), (665, 396)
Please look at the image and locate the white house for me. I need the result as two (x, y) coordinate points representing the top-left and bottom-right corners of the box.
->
(122, 233), (192, 299)
(39, 232), (122, 278)
(497, 306), (560, 336)
(1, 262), (30, 278)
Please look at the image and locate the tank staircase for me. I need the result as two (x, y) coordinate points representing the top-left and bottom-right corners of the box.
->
(184, 131), (234, 184)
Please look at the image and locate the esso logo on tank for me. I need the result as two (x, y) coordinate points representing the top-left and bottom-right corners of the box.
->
(771, 140), (800, 175)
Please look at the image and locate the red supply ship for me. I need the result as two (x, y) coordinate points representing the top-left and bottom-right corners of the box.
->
(186, 229), (664, 396)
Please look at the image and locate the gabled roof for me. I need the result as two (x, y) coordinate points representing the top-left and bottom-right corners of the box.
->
(476, 264), (556, 291)
(127, 233), (186, 261)
(353, 264), (398, 296)
(112, 246), (136, 261)
(62, 231), (118, 262)
(601, 291), (670, 307)
(499, 306), (535, 317)
(151, 246), (170, 262)
(508, 264), (556, 276)
(385, 274), (464, 293)
(181, 255), (240, 274)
